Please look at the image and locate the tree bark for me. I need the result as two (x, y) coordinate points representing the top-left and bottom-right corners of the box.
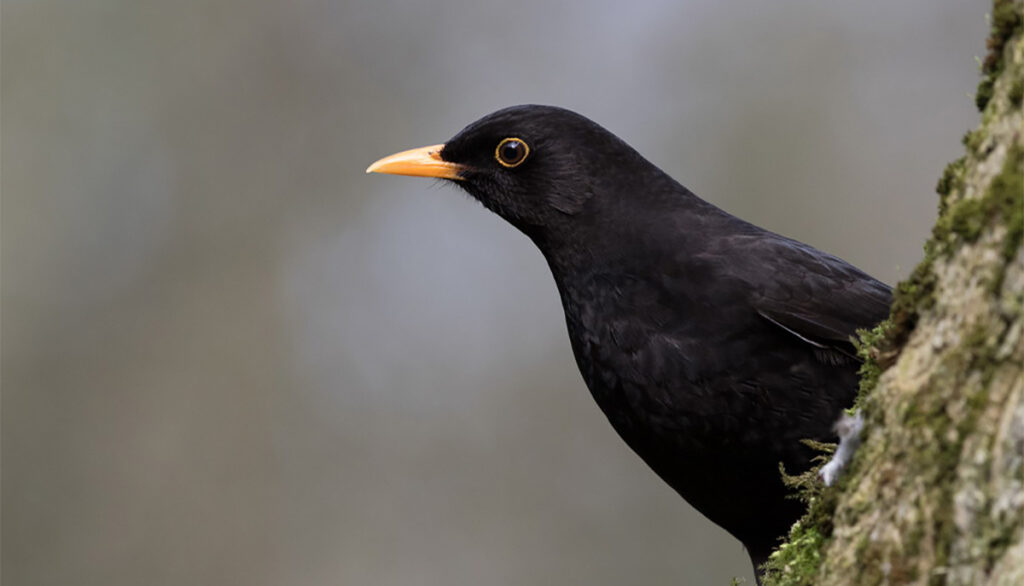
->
(763, 1), (1024, 584)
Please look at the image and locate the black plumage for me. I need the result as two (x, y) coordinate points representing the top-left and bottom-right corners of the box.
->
(367, 105), (892, 576)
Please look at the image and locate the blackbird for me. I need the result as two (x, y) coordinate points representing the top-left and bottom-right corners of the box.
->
(367, 105), (892, 577)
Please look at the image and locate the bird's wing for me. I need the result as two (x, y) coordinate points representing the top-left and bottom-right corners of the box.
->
(740, 235), (893, 359)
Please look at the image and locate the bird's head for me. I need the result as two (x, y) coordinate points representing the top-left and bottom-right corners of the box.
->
(367, 105), (660, 240)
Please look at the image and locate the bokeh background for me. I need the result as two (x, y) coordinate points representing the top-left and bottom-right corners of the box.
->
(2, 1), (987, 584)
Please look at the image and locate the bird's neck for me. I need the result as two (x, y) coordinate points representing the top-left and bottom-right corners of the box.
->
(534, 184), (727, 278)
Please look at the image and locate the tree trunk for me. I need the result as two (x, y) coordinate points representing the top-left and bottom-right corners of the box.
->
(763, 1), (1024, 584)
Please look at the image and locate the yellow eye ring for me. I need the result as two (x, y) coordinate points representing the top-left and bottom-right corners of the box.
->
(495, 137), (530, 168)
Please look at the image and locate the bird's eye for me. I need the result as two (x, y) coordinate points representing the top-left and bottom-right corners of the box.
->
(495, 138), (529, 168)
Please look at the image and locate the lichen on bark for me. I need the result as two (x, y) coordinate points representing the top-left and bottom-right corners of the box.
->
(761, 2), (1024, 584)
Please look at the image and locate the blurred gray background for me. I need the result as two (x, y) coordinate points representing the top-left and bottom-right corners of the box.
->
(2, 1), (986, 584)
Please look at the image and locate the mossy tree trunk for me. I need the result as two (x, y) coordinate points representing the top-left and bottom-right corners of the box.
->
(764, 1), (1024, 584)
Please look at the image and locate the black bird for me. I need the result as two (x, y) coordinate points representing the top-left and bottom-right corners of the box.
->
(367, 105), (892, 577)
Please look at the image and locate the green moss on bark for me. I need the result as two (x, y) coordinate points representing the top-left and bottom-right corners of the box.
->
(1009, 78), (1024, 107)
(977, 0), (1023, 111)
(989, 145), (1024, 264)
(761, 521), (828, 586)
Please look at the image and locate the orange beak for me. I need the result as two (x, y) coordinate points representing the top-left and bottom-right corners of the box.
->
(365, 144), (465, 180)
